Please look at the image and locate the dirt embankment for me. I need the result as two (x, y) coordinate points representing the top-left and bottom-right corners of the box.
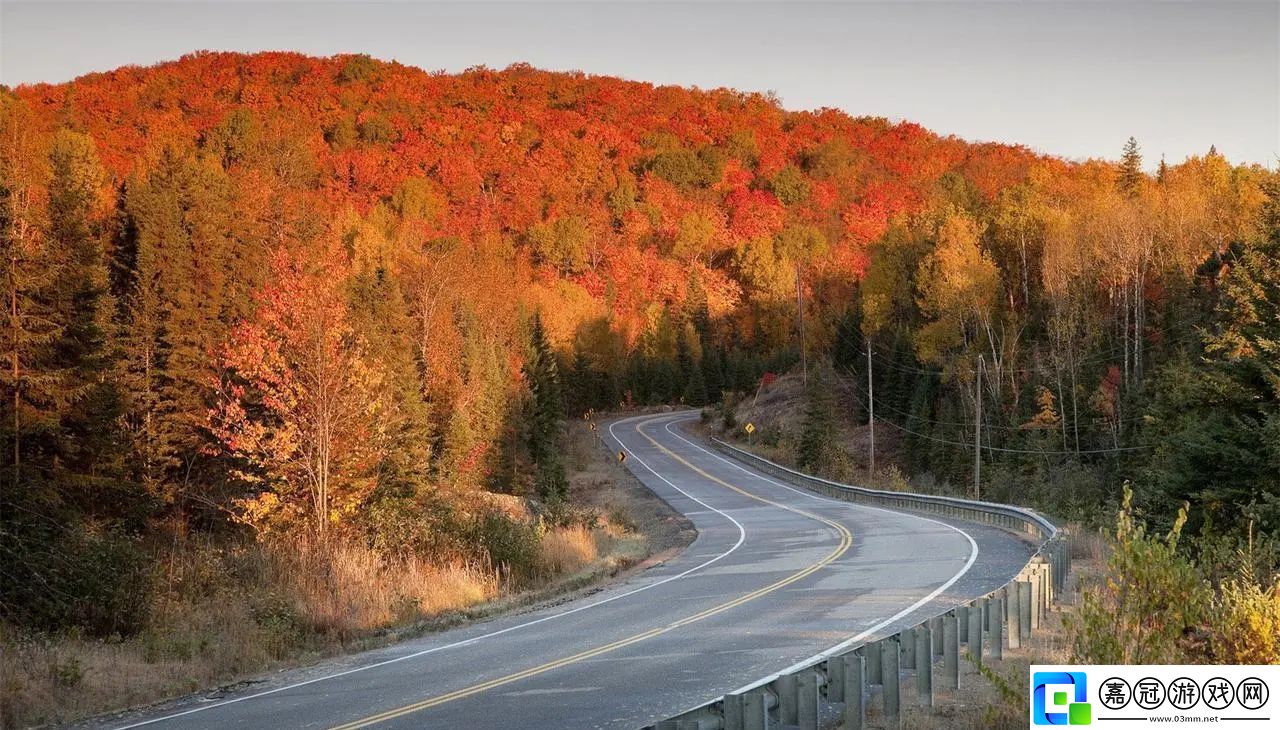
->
(704, 371), (906, 488)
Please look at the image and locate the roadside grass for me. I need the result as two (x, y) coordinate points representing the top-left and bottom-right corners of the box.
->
(0, 417), (689, 729)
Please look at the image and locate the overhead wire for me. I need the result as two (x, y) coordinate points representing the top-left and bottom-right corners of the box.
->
(836, 367), (1151, 456)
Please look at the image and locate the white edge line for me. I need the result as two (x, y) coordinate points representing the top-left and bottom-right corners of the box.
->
(110, 413), (746, 729)
(655, 414), (984, 696)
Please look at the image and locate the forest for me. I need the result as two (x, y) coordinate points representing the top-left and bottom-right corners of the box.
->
(1, 51), (1276, 681)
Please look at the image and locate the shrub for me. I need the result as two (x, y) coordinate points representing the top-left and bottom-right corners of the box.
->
(1208, 559), (1280, 664)
(471, 513), (541, 584)
(0, 521), (152, 637)
(1071, 484), (1207, 664)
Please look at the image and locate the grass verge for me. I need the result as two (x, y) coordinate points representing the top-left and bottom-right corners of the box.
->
(0, 418), (692, 729)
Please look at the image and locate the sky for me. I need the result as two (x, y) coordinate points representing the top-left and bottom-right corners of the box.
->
(1, 1), (1276, 169)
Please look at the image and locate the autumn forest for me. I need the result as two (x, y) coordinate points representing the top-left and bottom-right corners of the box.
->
(1, 51), (1278, 719)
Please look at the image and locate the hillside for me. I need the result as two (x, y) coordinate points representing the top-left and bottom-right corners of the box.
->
(2, 51), (1278, 721)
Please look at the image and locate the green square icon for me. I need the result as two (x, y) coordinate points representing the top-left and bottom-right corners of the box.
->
(1055, 691), (1068, 706)
(1068, 702), (1092, 725)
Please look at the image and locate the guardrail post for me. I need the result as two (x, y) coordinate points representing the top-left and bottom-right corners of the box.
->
(842, 652), (865, 730)
(776, 674), (798, 726)
(1043, 560), (1054, 610)
(915, 622), (933, 707)
(724, 693), (745, 730)
(1019, 580), (1033, 641)
(991, 595), (1004, 660)
(1007, 584), (1022, 649)
(797, 671), (819, 730)
(930, 616), (944, 659)
(867, 638), (882, 685)
(968, 599), (984, 665)
(1063, 536), (1072, 583)
(826, 657), (844, 704)
(744, 691), (768, 730)
(901, 625), (916, 670)
(1056, 542), (1066, 594)
(1030, 566), (1042, 629)
(943, 611), (960, 690)
(1029, 563), (1039, 624)
(957, 603), (969, 643)
(882, 635), (901, 726)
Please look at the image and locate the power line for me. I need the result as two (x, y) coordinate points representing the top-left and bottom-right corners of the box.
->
(835, 365), (1149, 431)
(839, 375), (1150, 456)
(860, 324), (1206, 379)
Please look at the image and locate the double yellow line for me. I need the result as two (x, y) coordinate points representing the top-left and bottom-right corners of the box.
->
(329, 415), (853, 729)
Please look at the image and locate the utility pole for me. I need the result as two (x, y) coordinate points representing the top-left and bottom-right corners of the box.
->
(867, 340), (875, 478)
(974, 354), (983, 499)
(796, 264), (807, 385)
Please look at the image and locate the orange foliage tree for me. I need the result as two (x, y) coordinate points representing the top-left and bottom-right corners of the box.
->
(211, 241), (385, 535)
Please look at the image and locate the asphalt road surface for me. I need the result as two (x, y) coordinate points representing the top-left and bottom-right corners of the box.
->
(103, 411), (1035, 730)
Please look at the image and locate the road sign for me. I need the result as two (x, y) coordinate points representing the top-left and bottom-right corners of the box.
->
(745, 422), (756, 435)
(617, 450), (627, 463)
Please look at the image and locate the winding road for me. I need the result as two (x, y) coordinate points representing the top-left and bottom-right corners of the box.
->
(104, 411), (1034, 730)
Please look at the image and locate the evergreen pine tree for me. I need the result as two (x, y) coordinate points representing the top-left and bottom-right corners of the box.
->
(683, 356), (708, 406)
(1118, 136), (1144, 198)
(798, 369), (838, 473)
(0, 110), (63, 487)
(46, 130), (124, 482)
(701, 344), (724, 403)
(346, 254), (432, 495)
(121, 148), (239, 498)
(524, 313), (566, 503)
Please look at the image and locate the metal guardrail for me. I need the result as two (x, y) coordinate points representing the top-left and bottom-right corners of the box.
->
(643, 438), (1071, 730)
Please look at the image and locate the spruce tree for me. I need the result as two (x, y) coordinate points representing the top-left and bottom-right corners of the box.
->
(46, 130), (123, 482)
(0, 112), (62, 487)
(1118, 136), (1144, 198)
(798, 369), (838, 473)
(524, 313), (566, 503)
(701, 344), (724, 403)
(120, 147), (242, 498)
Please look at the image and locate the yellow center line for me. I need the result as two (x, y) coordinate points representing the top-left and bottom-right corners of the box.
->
(327, 414), (853, 730)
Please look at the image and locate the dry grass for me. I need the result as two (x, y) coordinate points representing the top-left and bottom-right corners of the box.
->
(266, 537), (501, 636)
(538, 524), (602, 575)
(0, 532), (603, 729)
(1, 420), (685, 729)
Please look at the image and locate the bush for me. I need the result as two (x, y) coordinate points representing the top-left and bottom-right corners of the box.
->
(1071, 485), (1207, 664)
(0, 520), (152, 637)
(1208, 559), (1280, 664)
(471, 513), (541, 584)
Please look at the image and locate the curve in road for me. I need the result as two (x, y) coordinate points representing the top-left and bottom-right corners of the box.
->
(104, 411), (1033, 730)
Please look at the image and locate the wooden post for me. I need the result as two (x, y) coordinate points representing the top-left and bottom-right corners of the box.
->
(974, 354), (983, 499)
(867, 340), (875, 478)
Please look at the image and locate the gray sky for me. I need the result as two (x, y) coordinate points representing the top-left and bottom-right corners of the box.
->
(2, 1), (1277, 168)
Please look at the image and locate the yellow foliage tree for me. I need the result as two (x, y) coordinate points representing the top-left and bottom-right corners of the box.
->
(914, 206), (1001, 365)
